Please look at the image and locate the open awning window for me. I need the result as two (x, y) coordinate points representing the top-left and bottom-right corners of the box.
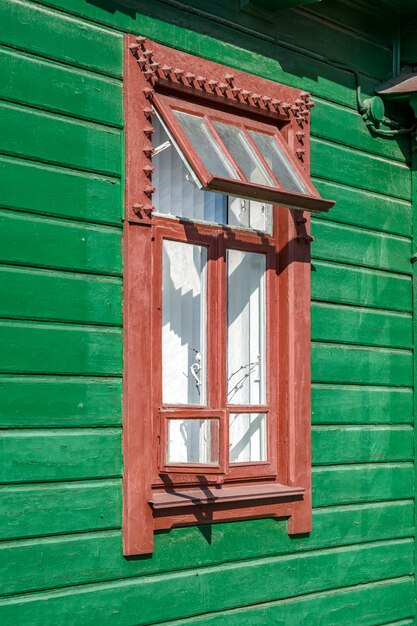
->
(153, 93), (334, 213)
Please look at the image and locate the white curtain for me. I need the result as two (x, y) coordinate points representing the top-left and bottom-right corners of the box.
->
(162, 240), (207, 405)
(227, 249), (266, 405)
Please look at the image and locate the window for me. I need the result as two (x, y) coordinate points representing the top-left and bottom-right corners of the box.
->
(123, 35), (334, 555)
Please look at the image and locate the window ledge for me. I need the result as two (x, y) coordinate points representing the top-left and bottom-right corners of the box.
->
(150, 483), (304, 510)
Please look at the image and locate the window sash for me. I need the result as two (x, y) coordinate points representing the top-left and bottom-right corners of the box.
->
(153, 93), (334, 213)
(152, 216), (278, 485)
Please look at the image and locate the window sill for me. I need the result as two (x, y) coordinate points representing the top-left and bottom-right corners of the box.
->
(150, 483), (304, 510)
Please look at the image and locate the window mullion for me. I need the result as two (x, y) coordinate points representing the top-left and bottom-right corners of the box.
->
(242, 126), (283, 189)
(204, 115), (248, 183)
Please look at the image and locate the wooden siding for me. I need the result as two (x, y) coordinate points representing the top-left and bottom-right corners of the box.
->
(0, 1), (414, 625)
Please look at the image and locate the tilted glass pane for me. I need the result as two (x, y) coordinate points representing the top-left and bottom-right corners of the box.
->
(249, 130), (309, 194)
(167, 418), (219, 464)
(227, 250), (266, 405)
(228, 197), (273, 234)
(213, 122), (274, 187)
(174, 111), (239, 179)
(229, 413), (266, 463)
(153, 115), (228, 223)
(162, 240), (207, 405)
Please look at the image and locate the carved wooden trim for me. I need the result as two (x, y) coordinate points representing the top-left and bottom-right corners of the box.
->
(123, 34), (313, 554)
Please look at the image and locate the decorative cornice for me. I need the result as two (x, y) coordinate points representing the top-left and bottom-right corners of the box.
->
(129, 36), (315, 129)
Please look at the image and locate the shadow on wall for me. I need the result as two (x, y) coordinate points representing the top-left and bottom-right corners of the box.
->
(86, 0), (410, 163)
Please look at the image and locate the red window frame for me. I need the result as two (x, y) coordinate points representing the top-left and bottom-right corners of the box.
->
(123, 35), (332, 555)
(154, 94), (332, 212)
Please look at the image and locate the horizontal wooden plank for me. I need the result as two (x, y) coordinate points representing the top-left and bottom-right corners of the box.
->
(305, 1), (392, 45)
(0, 47), (122, 127)
(312, 343), (413, 387)
(0, 0), (122, 78)
(0, 156), (122, 225)
(312, 261), (412, 312)
(311, 303), (412, 349)
(0, 500), (413, 596)
(0, 266), (122, 325)
(0, 479), (121, 540)
(312, 426), (413, 465)
(1, 210), (122, 275)
(183, 0), (392, 79)
(312, 220), (411, 275)
(23, 0), (379, 111)
(160, 579), (415, 626)
(312, 138), (411, 200)
(0, 376), (121, 428)
(311, 97), (409, 163)
(313, 179), (412, 237)
(312, 385), (413, 425)
(0, 429), (122, 484)
(313, 464), (414, 507)
(0, 321), (122, 376)
(0, 540), (412, 624)
(0, 101), (122, 176)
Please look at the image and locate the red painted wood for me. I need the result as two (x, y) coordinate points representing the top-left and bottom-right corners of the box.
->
(152, 501), (296, 530)
(150, 483), (304, 509)
(153, 93), (333, 212)
(122, 36), (155, 555)
(123, 34), (314, 553)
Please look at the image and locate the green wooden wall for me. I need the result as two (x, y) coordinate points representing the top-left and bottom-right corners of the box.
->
(0, 0), (414, 623)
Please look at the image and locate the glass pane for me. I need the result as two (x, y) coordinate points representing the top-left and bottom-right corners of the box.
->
(249, 131), (309, 194)
(153, 115), (227, 223)
(227, 250), (266, 405)
(162, 240), (207, 405)
(213, 122), (274, 187)
(174, 110), (239, 179)
(167, 418), (219, 464)
(228, 197), (273, 234)
(229, 413), (266, 463)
